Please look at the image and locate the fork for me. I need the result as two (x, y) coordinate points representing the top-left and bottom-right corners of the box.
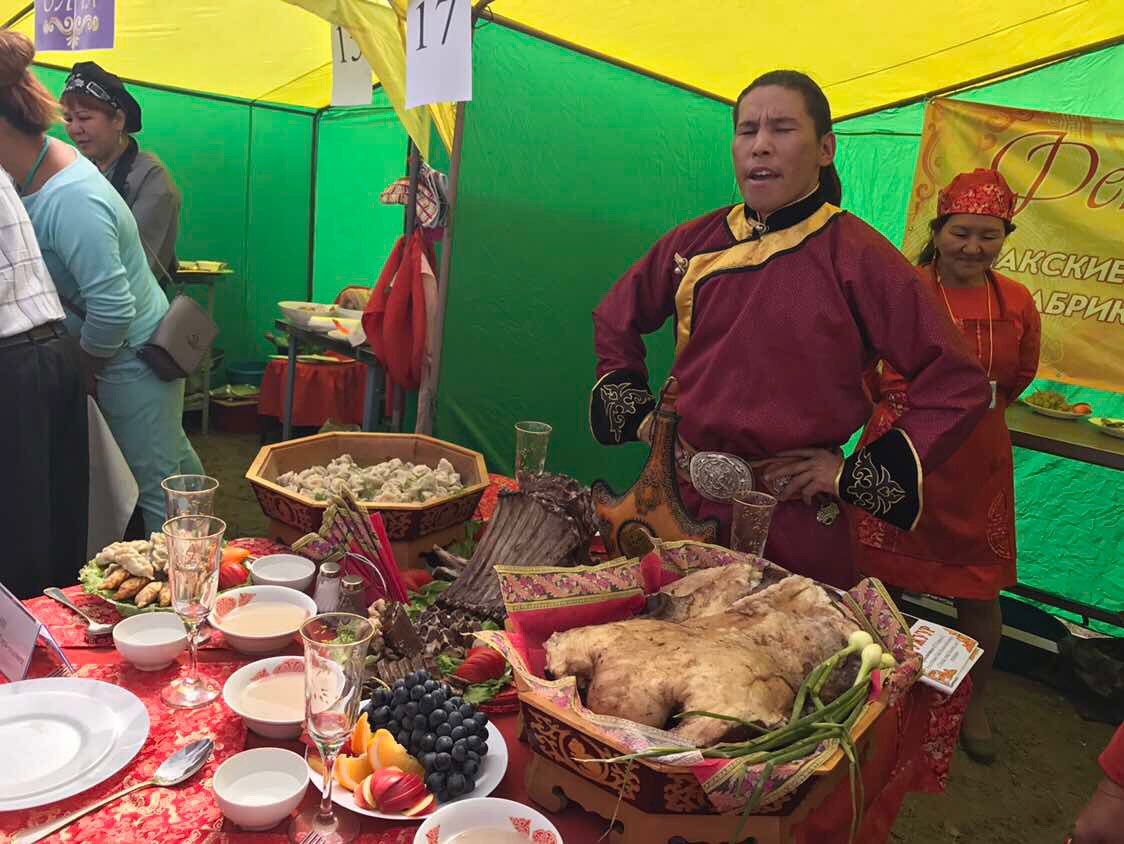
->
(43, 665), (77, 678)
(300, 833), (326, 844)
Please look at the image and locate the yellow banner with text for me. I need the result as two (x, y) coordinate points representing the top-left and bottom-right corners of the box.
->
(903, 98), (1124, 392)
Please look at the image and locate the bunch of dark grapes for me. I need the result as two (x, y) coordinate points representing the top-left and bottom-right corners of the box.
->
(363, 670), (490, 804)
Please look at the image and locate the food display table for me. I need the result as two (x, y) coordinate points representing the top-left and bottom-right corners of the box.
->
(273, 320), (389, 441)
(1006, 403), (1124, 471)
(1005, 403), (1124, 628)
(258, 357), (369, 430)
(2, 579), (967, 844)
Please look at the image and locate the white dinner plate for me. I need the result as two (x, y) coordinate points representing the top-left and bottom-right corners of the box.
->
(0, 678), (149, 810)
(1027, 404), (1091, 420)
(308, 719), (508, 821)
(1089, 417), (1124, 440)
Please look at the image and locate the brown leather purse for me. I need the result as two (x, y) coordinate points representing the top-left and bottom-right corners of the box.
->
(591, 378), (719, 558)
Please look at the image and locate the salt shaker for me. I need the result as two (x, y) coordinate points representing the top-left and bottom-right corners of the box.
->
(339, 574), (367, 616)
(313, 561), (342, 613)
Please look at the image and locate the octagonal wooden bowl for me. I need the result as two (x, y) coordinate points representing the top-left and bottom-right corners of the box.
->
(245, 432), (488, 540)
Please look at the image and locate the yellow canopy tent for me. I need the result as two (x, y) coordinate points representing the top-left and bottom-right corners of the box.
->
(483, 0), (1124, 117)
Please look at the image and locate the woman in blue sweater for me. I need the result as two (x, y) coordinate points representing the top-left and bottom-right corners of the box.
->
(0, 32), (202, 537)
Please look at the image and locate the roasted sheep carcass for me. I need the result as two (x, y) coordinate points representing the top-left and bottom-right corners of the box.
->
(544, 574), (861, 747)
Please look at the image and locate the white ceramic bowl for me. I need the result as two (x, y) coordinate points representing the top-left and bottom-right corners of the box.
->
(213, 747), (309, 831)
(415, 798), (563, 844)
(209, 585), (317, 656)
(249, 554), (316, 592)
(112, 613), (187, 671)
(278, 301), (326, 326)
(222, 656), (306, 738)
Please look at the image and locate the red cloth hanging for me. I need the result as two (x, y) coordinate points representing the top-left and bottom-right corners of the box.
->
(362, 230), (435, 417)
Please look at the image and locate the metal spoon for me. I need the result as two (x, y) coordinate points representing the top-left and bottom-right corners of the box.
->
(13, 739), (214, 844)
(43, 588), (115, 638)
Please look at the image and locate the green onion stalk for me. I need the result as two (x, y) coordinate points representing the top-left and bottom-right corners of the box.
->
(586, 630), (895, 844)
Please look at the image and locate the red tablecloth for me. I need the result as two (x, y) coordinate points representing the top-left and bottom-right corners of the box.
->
(3, 589), (967, 843)
(258, 358), (367, 427)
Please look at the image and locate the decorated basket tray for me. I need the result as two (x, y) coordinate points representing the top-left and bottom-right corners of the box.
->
(245, 432), (488, 540)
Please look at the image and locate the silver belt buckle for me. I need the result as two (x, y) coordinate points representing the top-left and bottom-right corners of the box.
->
(688, 452), (755, 503)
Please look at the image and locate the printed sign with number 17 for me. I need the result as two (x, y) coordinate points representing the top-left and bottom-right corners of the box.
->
(405, 0), (472, 109)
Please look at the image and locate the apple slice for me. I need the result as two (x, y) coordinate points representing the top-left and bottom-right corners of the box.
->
(354, 773), (375, 811)
(368, 767), (410, 809)
(401, 794), (435, 817)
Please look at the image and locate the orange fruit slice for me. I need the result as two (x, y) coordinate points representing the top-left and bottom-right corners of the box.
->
(336, 753), (374, 792)
(367, 729), (400, 769)
(351, 712), (373, 756)
(308, 753), (327, 779)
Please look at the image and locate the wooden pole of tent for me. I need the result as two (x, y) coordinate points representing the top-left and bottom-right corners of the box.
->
(414, 100), (464, 435)
(392, 140), (423, 432)
(415, 0), (492, 435)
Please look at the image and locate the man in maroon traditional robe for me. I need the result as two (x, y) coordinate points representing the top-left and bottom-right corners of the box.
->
(589, 71), (990, 588)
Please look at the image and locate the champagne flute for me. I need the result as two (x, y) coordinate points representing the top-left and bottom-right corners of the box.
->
(290, 613), (374, 844)
(161, 515), (225, 709)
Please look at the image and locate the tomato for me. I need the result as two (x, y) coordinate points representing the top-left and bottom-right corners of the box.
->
(219, 561), (249, 590)
(1072, 402), (1093, 415)
(453, 649), (507, 684)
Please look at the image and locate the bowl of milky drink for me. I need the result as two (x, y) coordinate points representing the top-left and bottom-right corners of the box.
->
(213, 747), (309, 829)
(223, 656), (307, 738)
(210, 585), (317, 656)
(249, 553), (316, 592)
(415, 798), (563, 844)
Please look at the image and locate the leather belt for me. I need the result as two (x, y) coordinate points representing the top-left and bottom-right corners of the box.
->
(0, 321), (66, 350)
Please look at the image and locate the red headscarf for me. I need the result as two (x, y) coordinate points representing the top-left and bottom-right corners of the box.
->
(937, 168), (1016, 221)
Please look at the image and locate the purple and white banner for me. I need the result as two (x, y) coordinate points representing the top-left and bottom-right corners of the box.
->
(36, 0), (115, 52)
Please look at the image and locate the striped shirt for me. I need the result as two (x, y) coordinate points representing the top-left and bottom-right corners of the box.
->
(0, 167), (65, 339)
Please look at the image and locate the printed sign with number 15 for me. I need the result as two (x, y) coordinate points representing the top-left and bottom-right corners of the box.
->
(405, 0), (472, 109)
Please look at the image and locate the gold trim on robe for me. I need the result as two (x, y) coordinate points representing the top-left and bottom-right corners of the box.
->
(673, 204), (843, 358)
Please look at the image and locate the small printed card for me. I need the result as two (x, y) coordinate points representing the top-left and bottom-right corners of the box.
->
(0, 582), (73, 682)
(911, 619), (982, 695)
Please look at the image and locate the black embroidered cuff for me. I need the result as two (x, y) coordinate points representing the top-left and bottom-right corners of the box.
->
(589, 369), (655, 445)
(837, 427), (922, 531)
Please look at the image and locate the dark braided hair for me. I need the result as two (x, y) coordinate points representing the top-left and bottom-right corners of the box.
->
(733, 70), (842, 206)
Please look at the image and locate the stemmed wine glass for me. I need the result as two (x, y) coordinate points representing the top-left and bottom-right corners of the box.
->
(290, 613), (375, 844)
(161, 515), (226, 709)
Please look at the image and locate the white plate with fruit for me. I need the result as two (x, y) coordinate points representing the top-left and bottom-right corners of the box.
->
(1089, 417), (1124, 440)
(308, 671), (509, 820)
(1024, 391), (1093, 420)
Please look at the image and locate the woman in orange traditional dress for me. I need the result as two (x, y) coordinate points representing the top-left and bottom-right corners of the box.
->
(855, 169), (1040, 764)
